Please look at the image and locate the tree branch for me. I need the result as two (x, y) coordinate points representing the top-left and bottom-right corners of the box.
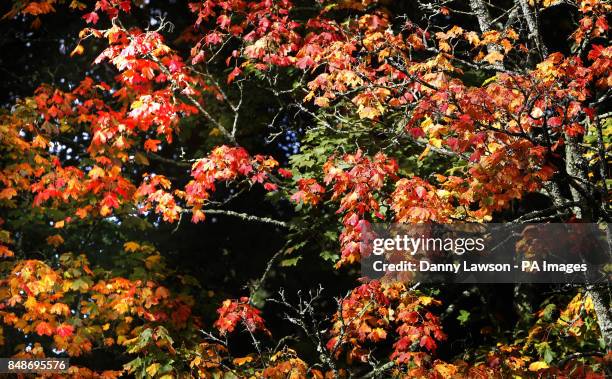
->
(190, 208), (289, 228)
(516, 0), (548, 59)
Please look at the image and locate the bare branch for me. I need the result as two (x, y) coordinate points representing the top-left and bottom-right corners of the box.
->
(192, 208), (289, 228)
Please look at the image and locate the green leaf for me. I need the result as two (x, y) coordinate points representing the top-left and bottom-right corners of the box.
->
(280, 256), (302, 267)
(535, 341), (556, 364)
(541, 303), (557, 322)
(457, 309), (470, 325)
(127, 328), (153, 353)
(320, 250), (339, 262)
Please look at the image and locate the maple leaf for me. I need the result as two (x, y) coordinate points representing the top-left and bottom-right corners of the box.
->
(420, 335), (437, 351)
(0, 188), (17, 200)
(56, 323), (74, 337)
(529, 361), (549, 371)
(35, 321), (54, 336)
(124, 241), (141, 252)
(227, 67), (242, 84)
(483, 51), (504, 65)
(0, 245), (15, 258)
(23, 1), (55, 16)
(369, 327), (387, 342)
(277, 168), (293, 179)
(144, 139), (161, 152)
(217, 15), (231, 30)
(83, 12), (99, 24)
(50, 303), (70, 315)
(70, 44), (84, 57)
(314, 97), (330, 107)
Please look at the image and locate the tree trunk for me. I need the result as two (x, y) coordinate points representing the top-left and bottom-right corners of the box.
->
(562, 133), (611, 348)
(469, 0), (504, 70)
(517, 0), (548, 58)
(588, 287), (612, 349)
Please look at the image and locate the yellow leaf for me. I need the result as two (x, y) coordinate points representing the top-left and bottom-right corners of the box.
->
(418, 145), (431, 161)
(429, 138), (443, 148)
(434, 362), (458, 378)
(70, 44), (84, 57)
(113, 302), (129, 314)
(465, 31), (480, 46)
(130, 99), (143, 110)
(419, 296), (441, 306)
(54, 220), (65, 229)
(124, 242), (141, 252)
(32, 135), (48, 149)
(146, 363), (160, 377)
(24, 297), (37, 309)
(436, 189), (451, 198)
(50, 303), (69, 315)
(419, 296), (434, 305)
(439, 40), (451, 52)
(357, 106), (380, 120)
(88, 166), (106, 180)
(529, 361), (549, 371)
(145, 254), (161, 269)
(483, 51), (504, 65)
(314, 97), (330, 107)
(420, 117), (433, 129)
(584, 294), (594, 313)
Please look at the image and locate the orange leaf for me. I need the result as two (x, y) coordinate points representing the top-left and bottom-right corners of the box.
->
(35, 321), (54, 336)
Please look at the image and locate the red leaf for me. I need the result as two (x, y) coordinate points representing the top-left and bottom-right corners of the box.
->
(83, 12), (99, 24)
(36, 321), (54, 336)
(420, 335), (437, 351)
(56, 323), (74, 338)
(277, 168), (293, 179)
(264, 182), (278, 191)
(227, 67), (242, 84)
(144, 139), (161, 152)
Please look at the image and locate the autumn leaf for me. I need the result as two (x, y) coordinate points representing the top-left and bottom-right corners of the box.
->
(56, 323), (74, 337)
(314, 97), (330, 107)
(83, 12), (99, 24)
(50, 303), (70, 315)
(144, 139), (161, 152)
(70, 44), (84, 57)
(35, 321), (54, 336)
(46, 234), (64, 247)
(233, 356), (254, 366)
(124, 241), (141, 252)
(145, 363), (160, 377)
(0, 188), (18, 200)
(420, 335), (437, 351)
(529, 361), (549, 371)
(483, 51), (504, 65)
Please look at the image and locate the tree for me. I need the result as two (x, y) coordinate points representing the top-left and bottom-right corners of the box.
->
(0, 0), (610, 377)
